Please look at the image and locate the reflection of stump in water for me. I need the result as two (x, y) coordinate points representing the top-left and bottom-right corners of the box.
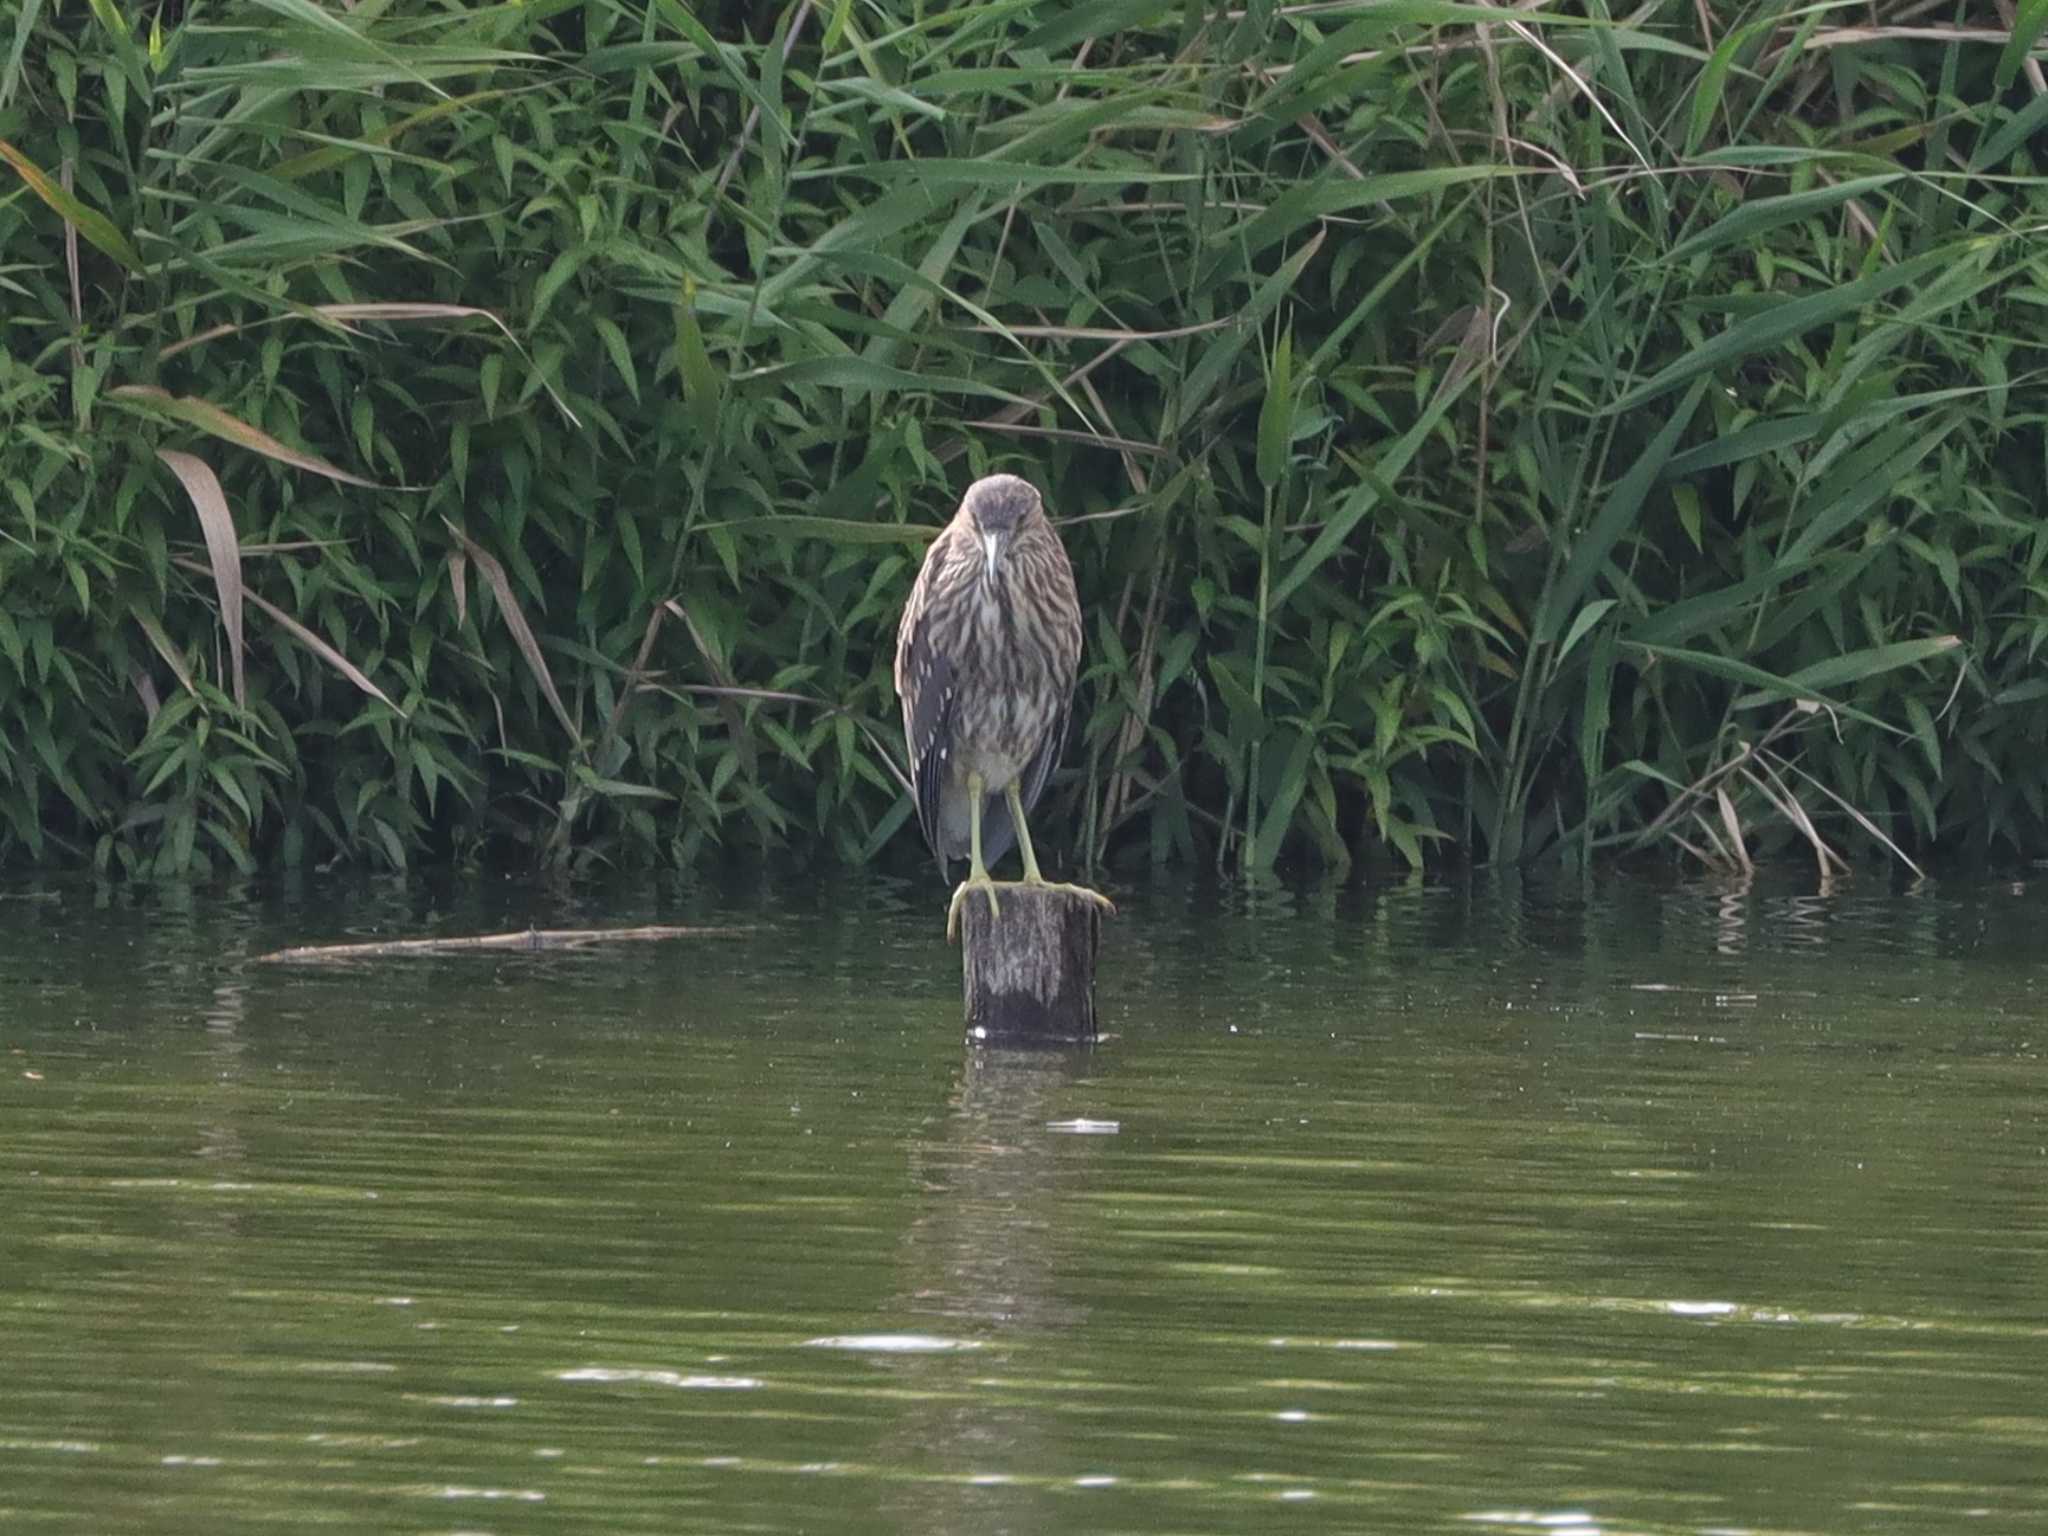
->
(878, 1045), (1097, 1535)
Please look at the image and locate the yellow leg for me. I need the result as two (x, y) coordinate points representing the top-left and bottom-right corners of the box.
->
(946, 773), (1002, 943)
(1010, 778), (1045, 883)
(1004, 781), (1116, 918)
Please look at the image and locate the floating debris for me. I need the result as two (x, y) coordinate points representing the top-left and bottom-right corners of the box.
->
(558, 1368), (761, 1389)
(801, 1334), (981, 1354)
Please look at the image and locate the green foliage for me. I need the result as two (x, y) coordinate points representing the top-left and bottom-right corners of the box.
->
(0, 1), (2044, 877)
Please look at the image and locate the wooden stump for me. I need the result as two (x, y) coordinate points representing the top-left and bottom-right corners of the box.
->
(959, 883), (1103, 1043)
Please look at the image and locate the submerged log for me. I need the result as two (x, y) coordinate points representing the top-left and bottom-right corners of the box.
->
(251, 924), (747, 964)
(958, 883), (1105, 1043)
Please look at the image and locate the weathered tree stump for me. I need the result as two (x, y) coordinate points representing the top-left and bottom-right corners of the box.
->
(958, 883), (1104, 1043)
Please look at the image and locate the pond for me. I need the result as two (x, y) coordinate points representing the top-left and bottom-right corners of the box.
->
(3, 869), (2045, 1534)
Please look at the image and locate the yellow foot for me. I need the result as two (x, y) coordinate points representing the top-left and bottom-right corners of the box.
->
(1023, 879), (1117, 918)
(946, 877), (1002, 944)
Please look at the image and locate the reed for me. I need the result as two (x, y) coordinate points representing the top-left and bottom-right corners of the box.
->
(0, 2), (2040, 877)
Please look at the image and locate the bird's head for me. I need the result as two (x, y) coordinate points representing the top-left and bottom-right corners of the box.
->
(957, 473), (1042, 585)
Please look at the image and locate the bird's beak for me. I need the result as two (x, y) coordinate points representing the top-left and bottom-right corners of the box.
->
(980, 530), (1006, 584)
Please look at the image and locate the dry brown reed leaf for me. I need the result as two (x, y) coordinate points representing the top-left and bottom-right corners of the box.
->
(244, 582), (405, 718)
(449, 550), (469, 628)
(963, 318), (1236, 343)
(154, 449), (245, 708)
(131, 604), (197, 700)
(1713, 785), (1754, 872)
(167, 555), (405, 715)
(441, 518), (579, 742)
(601, 602), (669, 755)
(156, 303), (583, 429)
(1765, 749), (1927, 880)
(117, 387), (389, 488)
(662, 598), (758, 778)
(130, 668), (160, 724)
(1741, 758), (1847, 882)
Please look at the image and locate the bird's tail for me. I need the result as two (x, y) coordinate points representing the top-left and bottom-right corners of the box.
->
(937, 783), (1020, 876)
(975, 789), (1020, 871)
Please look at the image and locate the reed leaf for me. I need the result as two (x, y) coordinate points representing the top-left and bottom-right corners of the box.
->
(241, 584), (406, 718)
(0, 138), (145, 271)
(440, 518), (579, 745)
(0, 0), (2040, 876)
(113, 388), (390, 489)
(154, 451), (245, 709)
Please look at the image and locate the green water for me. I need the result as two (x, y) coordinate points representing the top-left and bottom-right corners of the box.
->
(3, 872), (2044, 1534)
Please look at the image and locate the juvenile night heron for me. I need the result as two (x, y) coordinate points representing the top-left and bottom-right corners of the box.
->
(895, 474), (1115, 939)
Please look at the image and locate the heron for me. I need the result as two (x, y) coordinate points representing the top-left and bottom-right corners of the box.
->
(894, 473), (1116, 940)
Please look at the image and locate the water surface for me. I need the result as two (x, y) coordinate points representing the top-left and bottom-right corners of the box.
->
(3, 871), (2044, 1533)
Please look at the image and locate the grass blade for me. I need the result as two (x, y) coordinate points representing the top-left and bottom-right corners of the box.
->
(1686, 14), (1772, 154)
(1733, 636), (1961, 707)
(1536, 382), (1706, 649)
(1632, 643), (1898, 733)
(1611, 247), (1960, 411)
(1270, 340), (1480, 609)
(1997, 0), (2048, 90)
(1665, 176), (1903, 264)
(269, 90), (502, 181)
(1225, 166), (1512, 266)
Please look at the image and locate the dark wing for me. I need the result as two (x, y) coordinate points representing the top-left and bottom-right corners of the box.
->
(894, 525), (961, 859)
